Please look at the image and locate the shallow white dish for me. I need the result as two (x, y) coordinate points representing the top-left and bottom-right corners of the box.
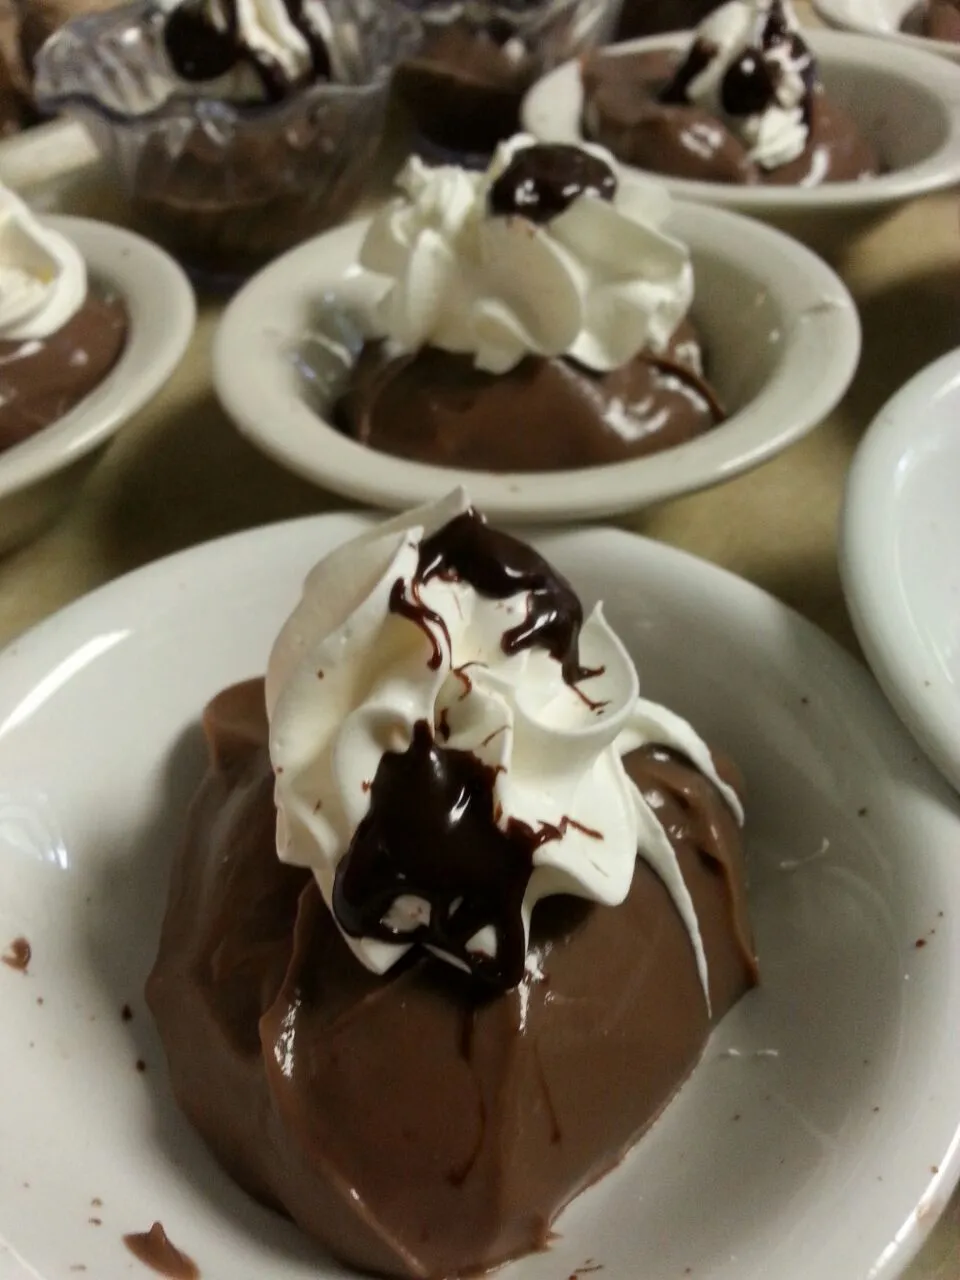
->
(521, 30), (960, 237)
(813, 0), (960, 65)
(841, 346), (960, 795)
(1, 514), (960, 1280)
(0, 215), (195, 553)
(213, 211), (858, 524)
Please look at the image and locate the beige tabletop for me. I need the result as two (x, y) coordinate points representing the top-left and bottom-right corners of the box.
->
(2, 21), (960, 1278)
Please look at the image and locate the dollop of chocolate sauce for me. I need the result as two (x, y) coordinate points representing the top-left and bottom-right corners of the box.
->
(406, 507), (598, 686)
(660, 0), (815, 127)
(163, 0), (331, 101)
(333, 721), (600, 990)
(488, 143), (617, 223)
(334, 510), (608, 990)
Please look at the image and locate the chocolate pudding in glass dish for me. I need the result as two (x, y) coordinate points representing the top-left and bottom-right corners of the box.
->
(582, 0), (880, 185)
(394, 0), (622, 162)
(0, 184), (127, 454)
(332, 135), (725, 472)
(33, 0), (421, 283)
(147, 491), (758, 1280)
(901, 0), (960, 39)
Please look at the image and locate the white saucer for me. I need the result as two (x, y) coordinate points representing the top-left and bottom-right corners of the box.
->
(841, 346), (960, 795)
(213, 211), (858, 524)
(813, 0), (960, 65)
(2, 514), (960, 1280)
(0, 216), (195, 553)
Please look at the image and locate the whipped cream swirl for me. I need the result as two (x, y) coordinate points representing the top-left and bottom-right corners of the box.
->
(663, 0), (815, 171)
(359, 135), (693, 375)
(0, 186), (86, 341)
(266, 490), (742, 998)
(156, 0), (341, 102)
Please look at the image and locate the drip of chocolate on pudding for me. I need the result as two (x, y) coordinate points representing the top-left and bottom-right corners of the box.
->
(488, 143), (618, 223)
(660, 0), (815, 128)
(163, 0), (331, 101)
(333, 720), (602, 990)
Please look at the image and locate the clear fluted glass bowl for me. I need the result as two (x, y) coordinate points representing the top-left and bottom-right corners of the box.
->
(394, 0), (623, 160)
(34, 0), (422, 282)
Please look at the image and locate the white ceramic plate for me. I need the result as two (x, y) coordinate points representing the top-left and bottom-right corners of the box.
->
(0, 215), (195, 550)
(213, 212), (858, 524)
(2, 514), (960, 1280)
(813, 0), (960, 65)
(841, 346), (960, 795)
(521, 30), (960, 215)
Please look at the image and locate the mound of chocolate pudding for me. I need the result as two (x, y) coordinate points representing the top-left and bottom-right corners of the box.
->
(582, 0), (880, 185)
(147, 495), (758, 1279)
(395, 0), (615, 158)
(902, 0), (960, 38)
(0, 186), (126, 453)
(333, 137), (723, 472)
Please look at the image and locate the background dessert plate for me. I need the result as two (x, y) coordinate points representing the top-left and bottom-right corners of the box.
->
(521, 31), (960, 247)
(2, 515), (960, 1280)
(841, 346), (960, 795)
(0, 216), (195, 554)
(213, 212), (859, 523)
(812, 0), (960, 63)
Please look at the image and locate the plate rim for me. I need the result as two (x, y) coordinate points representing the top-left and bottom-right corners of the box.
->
(840, 345), (960, 795)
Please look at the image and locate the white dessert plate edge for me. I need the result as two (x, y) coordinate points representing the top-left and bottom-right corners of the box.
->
(841, 345), (960, 795)
(1, 515), (960, 1280)
(812, 0), (960, 64)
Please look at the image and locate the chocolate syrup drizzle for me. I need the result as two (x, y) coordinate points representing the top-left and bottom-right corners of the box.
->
(333, 511), (607, 990)
(488, 144), (617, 224)
(661, 0), (815, 131)
(163, 0), (331, 101)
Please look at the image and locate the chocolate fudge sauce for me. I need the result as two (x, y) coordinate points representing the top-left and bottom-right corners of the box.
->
(163, 0), (331, 101)
(581, 48), (880, 186)
(488, 143), (617, 222)
(122, 1223), (199, 1280)
(146, 678), (757, 1279)
(2, 936), (30, 972)
(0, 289), (127, 454)
(334, 324), (723, 472)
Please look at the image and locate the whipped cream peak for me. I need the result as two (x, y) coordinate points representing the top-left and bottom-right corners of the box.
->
(0, 186), (86, 342)
(663, 0), (816, 170)
(358, 134), (693, 374)
(157, 0), (339, 102)
(267, 492), (743, 997)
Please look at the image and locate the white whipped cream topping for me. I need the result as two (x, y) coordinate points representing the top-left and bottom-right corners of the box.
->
(359, 134), (694, 375)
(680, 0), (813, 170)
(0, 186), (86, 341)
(154, 0), (342, 103)
(266, 490), (743, 1003)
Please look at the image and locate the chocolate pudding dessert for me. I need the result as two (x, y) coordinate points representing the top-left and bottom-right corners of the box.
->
(582, 0), (880, 185)
(902, 0), (960, 38)
(333, 137), (724, 473)
(0, 186), (127, 454)
(147, 493), (758, 1279)
(396, 0), (618, 158)
(34, 0), (417, 279)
